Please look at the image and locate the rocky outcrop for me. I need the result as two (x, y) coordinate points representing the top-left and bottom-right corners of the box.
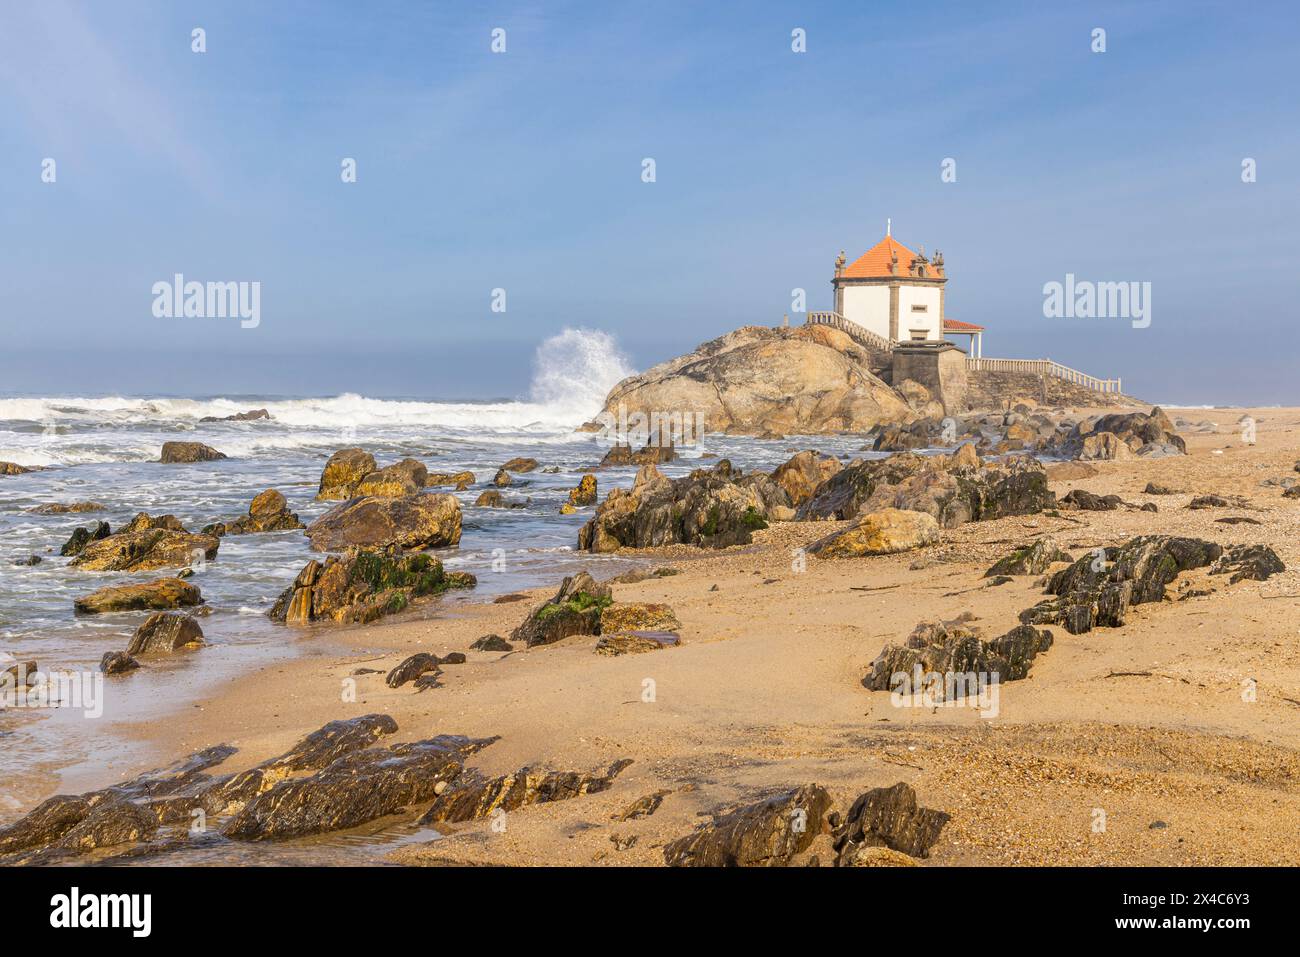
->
(770, 451), (842, 507)
(500, 457), (539, 473)
(425, 471), (475, 490)
(74, 578), (203, 614)
(210, 489), (304, 535)
(269, 550), (475, 625)
(599, 325), (914, 436)
(126, 613), (204, 655)
(577, 461), (784, 552)
(865, 617), (1054, 697)
(199, 408), (270, 422)
(1, 462), (33, 475)
(417, 759), (633, 825)
(807, 508), (939, 557)
(60, 521), (111, 556)
(796, 450), (1053, 528)
(1050, 407), (1185, 460)
(305, 493), (462, 551)
(316, 448), (377, 500)
(355, 459), (429, 498)
(68, 524), (219, 572)
(985, 537), (1074, 576)
(1210, 545), (1285, 584)
(1020, 536), (1223, 635)
(567, 474), (597, 507)
(160, 441), (227, 463)
(598, 444), (677, 468)
(29, 502), (106, 514)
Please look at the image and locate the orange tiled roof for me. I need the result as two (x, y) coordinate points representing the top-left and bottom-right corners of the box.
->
(943, 318), (983, 332)
(841, 235), (944, 280)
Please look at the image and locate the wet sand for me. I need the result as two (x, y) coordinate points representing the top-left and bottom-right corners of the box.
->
(26, 406), (1300, 865)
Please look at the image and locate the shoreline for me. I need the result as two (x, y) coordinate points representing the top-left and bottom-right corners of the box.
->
(7, 405), (1300, 865)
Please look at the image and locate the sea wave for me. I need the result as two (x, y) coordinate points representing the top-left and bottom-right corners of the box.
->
(0, 328), (633, 465)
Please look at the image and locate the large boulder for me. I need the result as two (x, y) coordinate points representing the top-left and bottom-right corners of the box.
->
(511, 571), (611, 647)
(269, 550), (475, 625)
(797, 451), (1053, 528)
(159, 441), (227, 463)
(60, 521), (111, 556)
(126, 613), (205, 655)
(316, 448), (377, 500)
(305, 493), (462, 551)
(770, 450), (842, 507)
(807, 508), (939, 557)
(74, 578), (203, 614)
(598, 325), (914, 436)
(577, 461), (786, 552)
(354, 459), (428, 498)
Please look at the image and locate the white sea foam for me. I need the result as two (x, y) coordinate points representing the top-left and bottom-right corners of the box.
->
(0, 328), (633, 465)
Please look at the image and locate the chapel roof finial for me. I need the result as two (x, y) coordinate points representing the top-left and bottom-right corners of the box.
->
(886, 217), (891, 237)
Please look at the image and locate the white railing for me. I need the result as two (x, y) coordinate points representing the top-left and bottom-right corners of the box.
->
(966, 357), (1122, 394)
(805, 311), (896, 353)
(804, 312), (1123, 394)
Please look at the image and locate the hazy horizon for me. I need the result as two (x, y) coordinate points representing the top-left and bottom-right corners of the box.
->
(3, 1), (1298, 405)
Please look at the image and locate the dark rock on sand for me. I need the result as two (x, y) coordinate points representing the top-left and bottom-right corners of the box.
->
(471, 634), (513, 652)
(865, 617), (1053, 697)
(1144, 482), (1181, 495)
(1209, 545), (1285, 584)
(418, 759), (633, 825)
(663, 784), (834, 867)
(60, 521), (111, 556)
(74, 578), (203, 614)
(985, 536), (1074, 577)
(269, 550), (475, 625)
(306, 493), (462, 551)
(386, 653), (441, 688)
(126, 613), (205, 655)
(1020, 535), (1223, 635)
(1051, 407), (1185, 460)
(160, 441), (227, 463)
(833, 782), (950, 860)
(99, 651), (140, 675)
(224, 733), (497, 840)
(1061, 489), (1125, 511)
(614, 790), (673, 821)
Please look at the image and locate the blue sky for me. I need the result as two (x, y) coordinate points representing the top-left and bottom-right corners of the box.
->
(1, 0), (1298, 403)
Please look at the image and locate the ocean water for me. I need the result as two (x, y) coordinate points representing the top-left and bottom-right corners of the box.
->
(0, 329), (876, 853)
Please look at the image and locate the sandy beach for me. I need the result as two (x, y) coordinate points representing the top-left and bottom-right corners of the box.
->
(53, 405), (1295, 866)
